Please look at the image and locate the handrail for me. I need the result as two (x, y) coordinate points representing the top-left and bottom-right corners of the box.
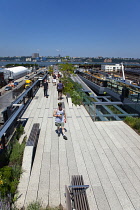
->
(12, 73), (47, 105)
(0, 73), (48, 142)
(0, 105), (24, 138)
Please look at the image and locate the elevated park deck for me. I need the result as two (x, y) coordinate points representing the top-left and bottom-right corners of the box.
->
(15, 80), (140, 210)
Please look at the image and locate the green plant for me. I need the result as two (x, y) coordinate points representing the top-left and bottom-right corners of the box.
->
(61, 77), (84, 105)
(48, 66), (53, 75)
(26, 201), (63, 210)
(0, 150), (9, 168)
(9, 141), (25, 166)
(12, 165), (22, 179)
(125, 116), (136, 128)
(0, 126), (25, 207)
(27, 201), (42, 210)
(107, 105), (122, 114)
(16, 125), (24, 140)
(124, 116), (140, 134)
(0, 165), (21, 198)
(59, 63), (75, 77)
(46, 207), (62, 210)
(133, 118), (140, 130)
(0, 166), (12, 197)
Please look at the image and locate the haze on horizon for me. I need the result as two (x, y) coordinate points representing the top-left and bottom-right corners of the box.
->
(0, 0), (140, 58)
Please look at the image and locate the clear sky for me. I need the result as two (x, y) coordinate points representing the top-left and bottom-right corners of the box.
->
(0, 0), (140, 58)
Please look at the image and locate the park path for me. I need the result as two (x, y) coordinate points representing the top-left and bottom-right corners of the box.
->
(17, 81), (140, 210)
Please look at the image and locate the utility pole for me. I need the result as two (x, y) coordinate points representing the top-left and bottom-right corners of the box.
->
(121, 62), (125, 82)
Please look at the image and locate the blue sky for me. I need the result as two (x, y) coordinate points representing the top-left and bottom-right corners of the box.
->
(0, 0), (140, 57)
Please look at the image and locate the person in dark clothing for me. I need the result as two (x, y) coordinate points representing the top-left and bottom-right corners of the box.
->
(57, 80), (64, 100)
(58, 72), (61, 79)
(120, 86), (129, 102)
(43, 79), (48, 98)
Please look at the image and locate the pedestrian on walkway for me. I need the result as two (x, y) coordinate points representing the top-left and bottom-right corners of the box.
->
(58, 72), (61, 79)
(43, 79), (48, 98)
(53, 102), (67, 140)
(47, 73), (51, 83)
(52, 74), (56, 85)
(57, 80), (64, 100)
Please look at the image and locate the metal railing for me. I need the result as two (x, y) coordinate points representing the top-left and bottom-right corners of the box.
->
(0, 73), (48, 150)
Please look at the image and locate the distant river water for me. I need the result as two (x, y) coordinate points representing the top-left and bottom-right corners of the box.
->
(0, 61), (140, 67)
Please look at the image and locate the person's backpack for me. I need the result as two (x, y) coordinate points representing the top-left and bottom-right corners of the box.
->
(57, 83), (63, 90)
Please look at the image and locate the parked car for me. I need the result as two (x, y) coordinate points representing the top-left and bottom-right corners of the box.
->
(5, 86), (12, 91)
(25, 75), (29, 79)
(14, 82), (19, 86)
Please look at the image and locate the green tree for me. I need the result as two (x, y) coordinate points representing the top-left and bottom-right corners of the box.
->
(59, 63), (75, 77)
(48, 66), (53, 75)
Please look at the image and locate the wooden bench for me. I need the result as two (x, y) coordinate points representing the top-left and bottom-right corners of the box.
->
(16, 123), (40, 208)
(65, 175), (90, 210)
(26, 123), (40, 168)
(26, 123), (40, 147)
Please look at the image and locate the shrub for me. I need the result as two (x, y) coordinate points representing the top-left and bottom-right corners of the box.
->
(46, 207), (62, 210)
(0, 125), (25, 208)
(0, 151), (9, 168)
(133, 118), (140, 130)
(61, 77), (85, 105)
(9, 141), (25, 166)
(125, 116), (140, 134)
(27, 201), (42, 210)
(0, 166), (12, 197)
(0, 139), (25, 199)
(12, 165), (22, 179)
(16, 125), (24, 140)
(26, 201), (63, 210)
(46, 208), (62, 210)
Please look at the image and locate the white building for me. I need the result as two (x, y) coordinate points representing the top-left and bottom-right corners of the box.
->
(101, 64), (121, 72)
(26, 58), (32, 62)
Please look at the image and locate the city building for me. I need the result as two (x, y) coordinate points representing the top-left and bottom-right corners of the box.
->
(104, 58), (112, 63)
(101, 64), (121, 72)
(26, 58), (32, 62)
(32, 53), (39, 58)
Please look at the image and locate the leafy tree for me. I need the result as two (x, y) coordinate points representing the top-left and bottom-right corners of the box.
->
(48, 66), (53, 75)
(59, 63), (75, 77)
(5, 63), (39, 68)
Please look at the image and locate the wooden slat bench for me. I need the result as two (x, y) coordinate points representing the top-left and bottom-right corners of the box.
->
(65, 175), (90, 210)
(26, 123), (40, 168)
(26, 123), (40, 147)
(16, 123), (40, 208)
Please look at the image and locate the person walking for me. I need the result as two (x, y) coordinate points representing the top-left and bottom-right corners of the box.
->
(47, 73), (51, 83)
(53, 102), (67, 140)
(43, 79), (48, 98)
(52, 74), (56, 85)
(57, 80), (64, 100)
(58, 72), (61, 79)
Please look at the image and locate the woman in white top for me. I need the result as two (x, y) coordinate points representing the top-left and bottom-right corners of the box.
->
(53, 102), (67, 140)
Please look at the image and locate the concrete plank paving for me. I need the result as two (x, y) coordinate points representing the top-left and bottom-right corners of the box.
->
(17, 81), (140, 210)
(96, 122), (140, 209)
(76, 109), (123, 210)
(75, 110), (137, 209)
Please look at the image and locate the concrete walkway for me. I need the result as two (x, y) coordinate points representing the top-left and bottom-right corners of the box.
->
(17, 81), (140, 210)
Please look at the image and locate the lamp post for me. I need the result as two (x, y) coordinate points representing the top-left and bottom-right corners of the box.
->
(121, 62), (125, 82)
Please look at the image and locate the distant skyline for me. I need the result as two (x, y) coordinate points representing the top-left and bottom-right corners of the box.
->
(0, 0), (140, 58)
